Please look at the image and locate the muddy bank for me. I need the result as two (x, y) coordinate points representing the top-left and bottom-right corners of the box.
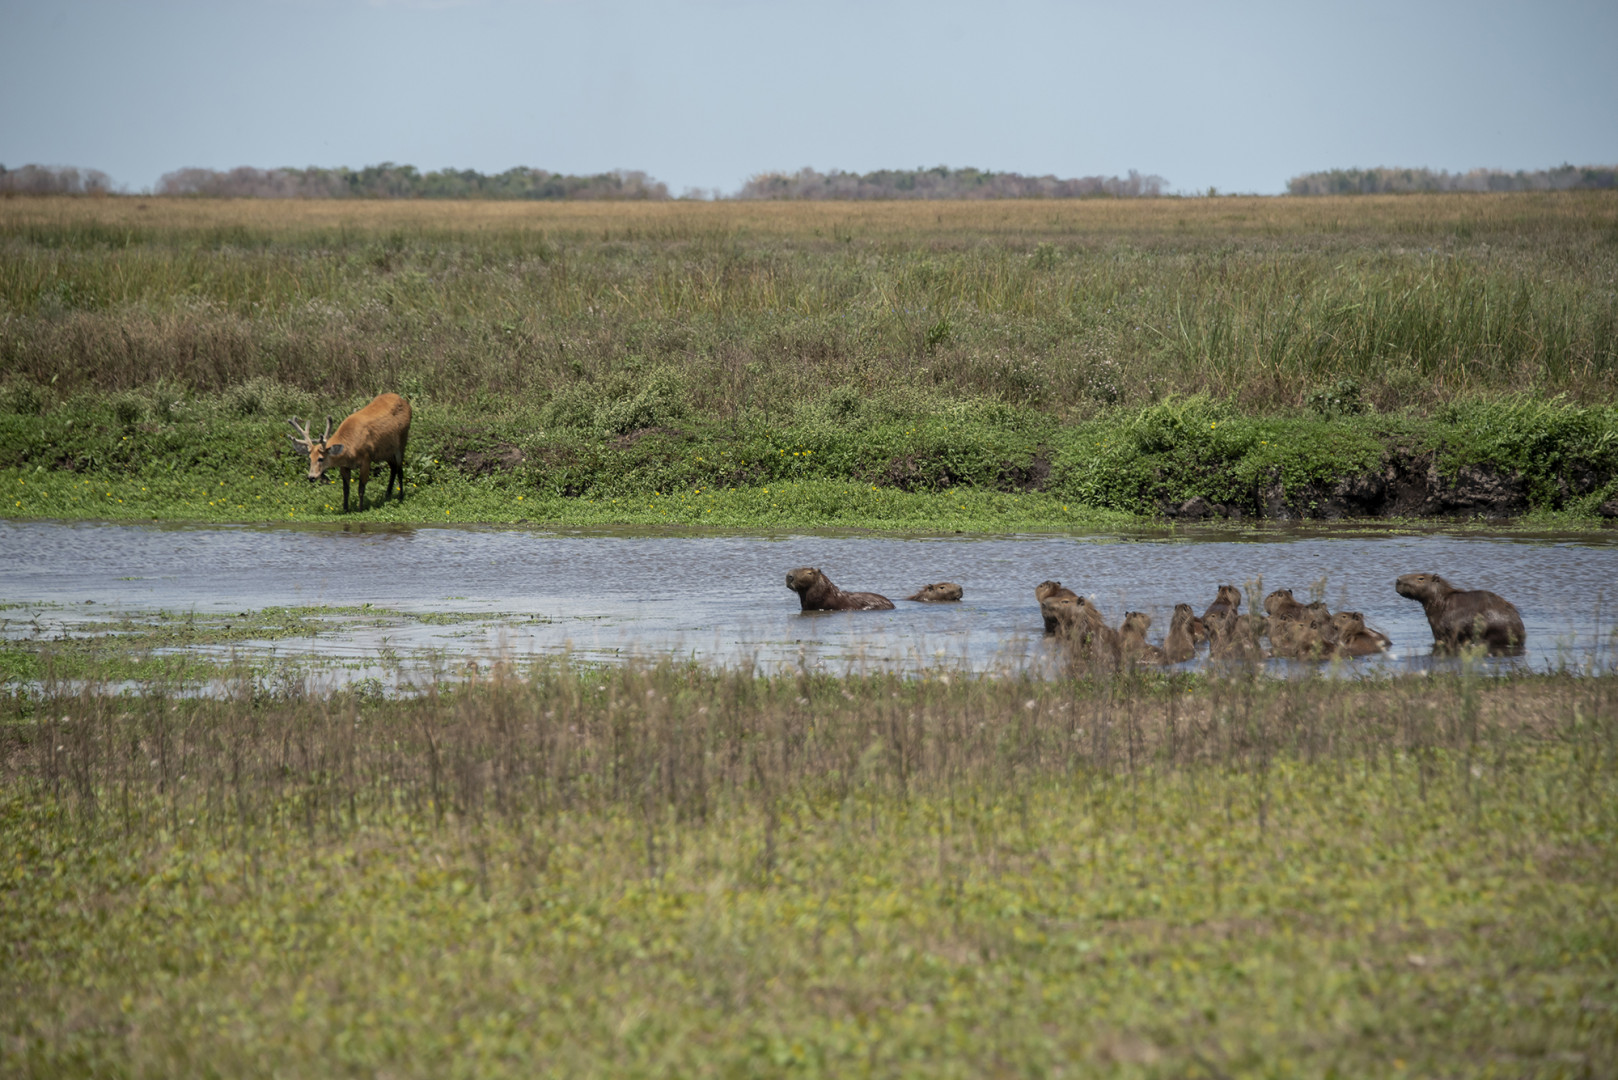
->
(1161, 449), (1613, 523)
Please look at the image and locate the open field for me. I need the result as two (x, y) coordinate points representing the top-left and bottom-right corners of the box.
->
(2, 193), (1617, 528)
(2, 663), (1615, 1077)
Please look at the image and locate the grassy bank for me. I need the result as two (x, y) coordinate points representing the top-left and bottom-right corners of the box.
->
(2, 193), (1616, 528)
(2, 385), (1615, 527)
(3, 664), (1615, 1076)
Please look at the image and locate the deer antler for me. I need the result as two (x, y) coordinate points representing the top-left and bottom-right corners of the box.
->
(288, 416), (313, 445)
(322, 416), (333, 442)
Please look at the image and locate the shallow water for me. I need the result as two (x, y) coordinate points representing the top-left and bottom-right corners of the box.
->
(2, 519), (1615, 682)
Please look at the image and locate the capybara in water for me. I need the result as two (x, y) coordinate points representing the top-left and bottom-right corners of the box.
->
(1163, 603), (1203, 663)
(1203, 585), (1243, 622)
(1120, 611), (1168, 665)
(1042, 594), (1120, 665)
(1209, 610), (1267, 662)
(786, 567), (895, 611)
(1264, 588), (1308, 622)
(1035, 580), (1080, 635)
(906, 582), (964, 602)
(1331, 611), (1392, 656)
(1395, 572), (1525, 655)
(1269, 619), (1344, 661)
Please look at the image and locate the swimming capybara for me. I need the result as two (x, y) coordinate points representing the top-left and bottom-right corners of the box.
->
(1163, 603), (1203, 663)
(786, 567), (895, 611)
(1035, 580), (1080, 635)
(1331, 611), (1392, 656)
(1120, 611), (1168, 665)
(906, 582), (964, 602)
(1209, 609), (1267, 662)
(1395, 573), (1525, 654)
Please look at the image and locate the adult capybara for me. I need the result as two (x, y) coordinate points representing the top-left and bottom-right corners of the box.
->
(786, 567), (895, 611)
(1035, 580), (1080, 635)
(1163, 603), (1203, 663)
(906, 582), (964, 602)
(1331, 611), (1392, 656)
(1120, 611), (1168, 665)
(1395, 573), (1525, 654)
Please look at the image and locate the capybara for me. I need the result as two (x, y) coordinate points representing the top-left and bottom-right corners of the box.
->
(1042, 594), (1120, 666)
(1120, 611), (1168, 665)
(1035, 580), (1079, 635)
(1269, 619), (1344, 661)
(1203, 584), (1243, 623)
(1163, 603), (1203, 663)
(1331, 611), (1392, 656)
(1264, 588), (1308, 622)
(906, 582), (964, 602)
(1209, 610), (1267, 662)
(786, 567), (895, 611)
(1395, 573), (1525, 654)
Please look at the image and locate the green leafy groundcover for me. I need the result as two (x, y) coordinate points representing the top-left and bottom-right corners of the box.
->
(1, 388), (1614, 528)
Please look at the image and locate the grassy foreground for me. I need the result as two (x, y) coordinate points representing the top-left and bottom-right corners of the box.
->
(2, 664), (1616, 1077)
(2, 193), (1617, 528)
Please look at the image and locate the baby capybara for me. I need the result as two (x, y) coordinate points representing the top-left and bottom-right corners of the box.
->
(906, 582), (964, 602)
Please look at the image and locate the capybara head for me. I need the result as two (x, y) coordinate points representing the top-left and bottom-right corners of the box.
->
(1217, 584), (1242, 609)
(908, 582), (964, 602)
(1122, 611), (1152, 634)
(786, 567), (825, 594)
(1171, 602), (1208, 640)
(1396, 573), (1455, 602)
(1034, 580), (1071, 603)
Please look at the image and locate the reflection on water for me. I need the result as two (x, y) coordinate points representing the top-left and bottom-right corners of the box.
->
(2, 519), (1614, 683)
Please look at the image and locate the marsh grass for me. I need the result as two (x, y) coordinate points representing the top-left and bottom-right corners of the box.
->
(2, 663), (1616, 1075)
(3, 193), (1615, 415)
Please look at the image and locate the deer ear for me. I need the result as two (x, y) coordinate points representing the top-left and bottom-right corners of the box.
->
(325, 443), (345, 457)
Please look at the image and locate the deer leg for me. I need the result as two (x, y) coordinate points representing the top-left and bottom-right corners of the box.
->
(388, 457), (403, 503)
(357, 462), (372, 512)
(341, 467), (352, 513)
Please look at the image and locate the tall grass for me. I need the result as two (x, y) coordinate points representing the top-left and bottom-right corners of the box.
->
(2, 193), (1615, 415)
(2, 665), (1615, 1075)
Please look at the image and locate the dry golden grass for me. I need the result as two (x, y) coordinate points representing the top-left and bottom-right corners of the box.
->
(5, 190), (1615, 244)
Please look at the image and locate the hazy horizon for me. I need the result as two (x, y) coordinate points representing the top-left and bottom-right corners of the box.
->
(2, 0), (1615, 197)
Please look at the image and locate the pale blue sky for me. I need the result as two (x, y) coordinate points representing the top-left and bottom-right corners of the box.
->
(2, 0), (1614, 195)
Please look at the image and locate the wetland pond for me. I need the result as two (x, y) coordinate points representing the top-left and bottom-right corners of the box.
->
(2, 519), (1615, 691)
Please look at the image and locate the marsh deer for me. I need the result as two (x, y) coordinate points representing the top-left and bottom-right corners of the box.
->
(289, 393), (412, 512)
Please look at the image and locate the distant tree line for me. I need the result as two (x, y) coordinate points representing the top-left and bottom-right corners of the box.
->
(1288, 164), (1617, 195)
(735, 166), (1167, 200)
(0, 164), (115, 195)
(156, 164), (671, 200)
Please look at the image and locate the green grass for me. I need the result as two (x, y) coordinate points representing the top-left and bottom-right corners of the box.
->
(2, 664), (1615, 1076)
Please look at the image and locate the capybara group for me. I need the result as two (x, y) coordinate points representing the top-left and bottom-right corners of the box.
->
(1395, 572), (1525, 654)
(782, 564), (1525, 664)
(785, 567), (895, 611)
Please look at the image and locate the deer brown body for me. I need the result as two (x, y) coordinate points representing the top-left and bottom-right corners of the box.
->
(289, 393), (412, 513)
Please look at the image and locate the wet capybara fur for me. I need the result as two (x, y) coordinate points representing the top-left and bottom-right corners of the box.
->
(786, 567), (895, 611)
(906, 582), (964, 602)
(1330, 611), (1392, 656)
(1269, 619), (1344, 661)
(1395, 573), (1524, 654)
(1035, 580), (1080, 635)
